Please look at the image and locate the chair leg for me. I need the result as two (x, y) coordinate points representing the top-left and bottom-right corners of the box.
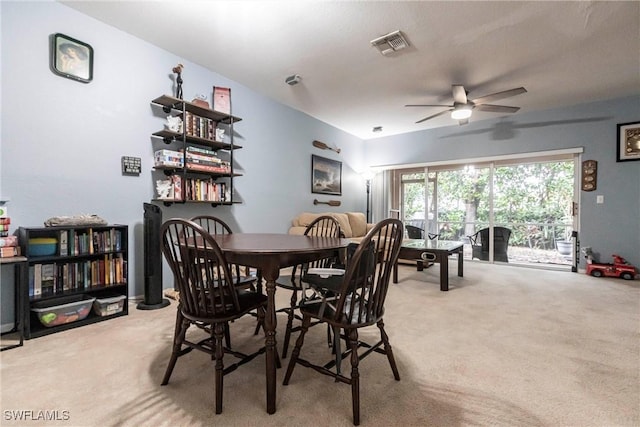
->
(253, 310), (263, 336)
(283, 314), (311, 385)
(348, 328), (361, 426)
(214, 322), (225, 414)
(334, 326), (343, 376)
(282, 290), (298, 359)
(161, 312), (189, 386)
(377, 319), (400, 381)
(224, 323), (231, 348)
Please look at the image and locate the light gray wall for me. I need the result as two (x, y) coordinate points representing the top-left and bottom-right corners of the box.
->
(365, 96), (640, 268)
(1, 2), (638, 328)
(0, 1), (365, 325)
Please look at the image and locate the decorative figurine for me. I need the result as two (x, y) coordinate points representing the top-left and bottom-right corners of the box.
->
(165, 116), (183, 133)
(215, 128), (225, 142)
(192, 93), (210, 108)
(156, 179), (172, 199)
(172, 63), (184, 99)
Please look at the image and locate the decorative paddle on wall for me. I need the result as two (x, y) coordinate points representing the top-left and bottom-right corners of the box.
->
(314, 199), (341, 206)
(312, 140), (341, 153)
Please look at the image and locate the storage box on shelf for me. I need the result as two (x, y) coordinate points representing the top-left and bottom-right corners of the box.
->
(150, 94), (243, 207)
(18, 225), (129, 339)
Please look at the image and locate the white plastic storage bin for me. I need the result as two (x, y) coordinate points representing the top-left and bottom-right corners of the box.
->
(93, 295), (126, 317)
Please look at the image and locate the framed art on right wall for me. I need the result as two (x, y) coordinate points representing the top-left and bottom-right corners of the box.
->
(617, 121), (640, 162)
(311, 155), (342, 195)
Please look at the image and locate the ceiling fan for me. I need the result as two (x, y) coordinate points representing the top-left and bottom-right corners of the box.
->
(406, 85), (527, 125)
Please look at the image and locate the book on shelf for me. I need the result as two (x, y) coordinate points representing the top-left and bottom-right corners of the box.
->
(0, 246), (20, 258)
(186, 163), (231, 174)
(41, 264), (56, 296)
(186, 145), (218, 156)
(59, 229), (68, 256)
(0, 217), (10, 225)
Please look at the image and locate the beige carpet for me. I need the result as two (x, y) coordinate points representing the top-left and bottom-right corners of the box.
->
(1, 262), (638, 427)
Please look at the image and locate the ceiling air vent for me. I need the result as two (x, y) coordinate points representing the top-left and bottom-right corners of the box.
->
(370, 30), (409, 56)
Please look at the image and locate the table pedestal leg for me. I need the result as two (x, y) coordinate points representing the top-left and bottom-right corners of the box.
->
(263, 270), (278, 414)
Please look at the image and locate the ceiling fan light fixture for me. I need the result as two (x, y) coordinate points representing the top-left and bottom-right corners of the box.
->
(451, 107), (472, 120)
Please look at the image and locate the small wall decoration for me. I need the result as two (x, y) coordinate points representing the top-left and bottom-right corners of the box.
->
(581, 160), (597, 191)
(213, 86), (231, 114)
(617, 121), (640, 162)
(51, 33), (93, 83)
(312, 154), (342, 196)
(121, 156), (141, 176)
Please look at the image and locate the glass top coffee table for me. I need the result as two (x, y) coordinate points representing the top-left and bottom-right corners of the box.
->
(393, 239), (464, 291)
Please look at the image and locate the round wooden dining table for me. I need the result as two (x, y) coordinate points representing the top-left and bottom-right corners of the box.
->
(211, 233), (350, 414)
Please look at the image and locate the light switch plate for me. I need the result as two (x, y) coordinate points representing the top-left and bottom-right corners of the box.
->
(596, 195), (604, 204)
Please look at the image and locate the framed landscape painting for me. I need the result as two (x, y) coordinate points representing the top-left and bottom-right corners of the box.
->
(311, 155), (342, 195)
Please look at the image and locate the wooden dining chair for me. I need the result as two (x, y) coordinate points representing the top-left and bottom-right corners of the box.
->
(160, 218), (268, 414)
(190, 215), (266, 344)
(283, 218), (404, 425)
(190, 215), (258, 291)
(275, 215), (342, 358)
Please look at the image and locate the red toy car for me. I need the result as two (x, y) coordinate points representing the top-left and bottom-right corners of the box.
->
(586, 254), (638, 280)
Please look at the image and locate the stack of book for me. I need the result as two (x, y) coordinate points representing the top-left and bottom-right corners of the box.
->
(185, 146), (231, 174)
(0, 210), (20, 258)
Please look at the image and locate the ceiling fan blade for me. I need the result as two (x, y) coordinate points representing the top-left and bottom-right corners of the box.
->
(416, 109), (452, 124)
(452, 85), (467, 104)
(405, 104), (452, 108)
(471, 87), (527, 105)
(475, 104), (520, 113)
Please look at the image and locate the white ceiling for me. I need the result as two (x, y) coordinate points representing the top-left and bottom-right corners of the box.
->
(61, 1), (640, 140)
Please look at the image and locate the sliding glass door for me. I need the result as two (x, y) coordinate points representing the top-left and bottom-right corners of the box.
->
(395, 153), (577, 268)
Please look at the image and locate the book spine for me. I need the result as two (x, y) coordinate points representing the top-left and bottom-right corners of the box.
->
(59, 230), (68, 256)
(185, 145), (217, 156)
(0, 246), (21, 257)
(34, 264), (42, 297)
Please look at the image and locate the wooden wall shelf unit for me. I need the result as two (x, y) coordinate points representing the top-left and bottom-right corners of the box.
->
(18, 225), (129, 339)
(150, 94), (242, 207)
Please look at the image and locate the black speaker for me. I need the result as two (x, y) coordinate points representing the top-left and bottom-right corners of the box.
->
(137, 203), (170, 310)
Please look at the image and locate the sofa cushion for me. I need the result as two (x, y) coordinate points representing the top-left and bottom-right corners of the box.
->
(295, 212), (353, 238)
(346, 212), (367, 237)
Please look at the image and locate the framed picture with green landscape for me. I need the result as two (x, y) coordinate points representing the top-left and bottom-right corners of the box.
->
(311, 155), (342, 195)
